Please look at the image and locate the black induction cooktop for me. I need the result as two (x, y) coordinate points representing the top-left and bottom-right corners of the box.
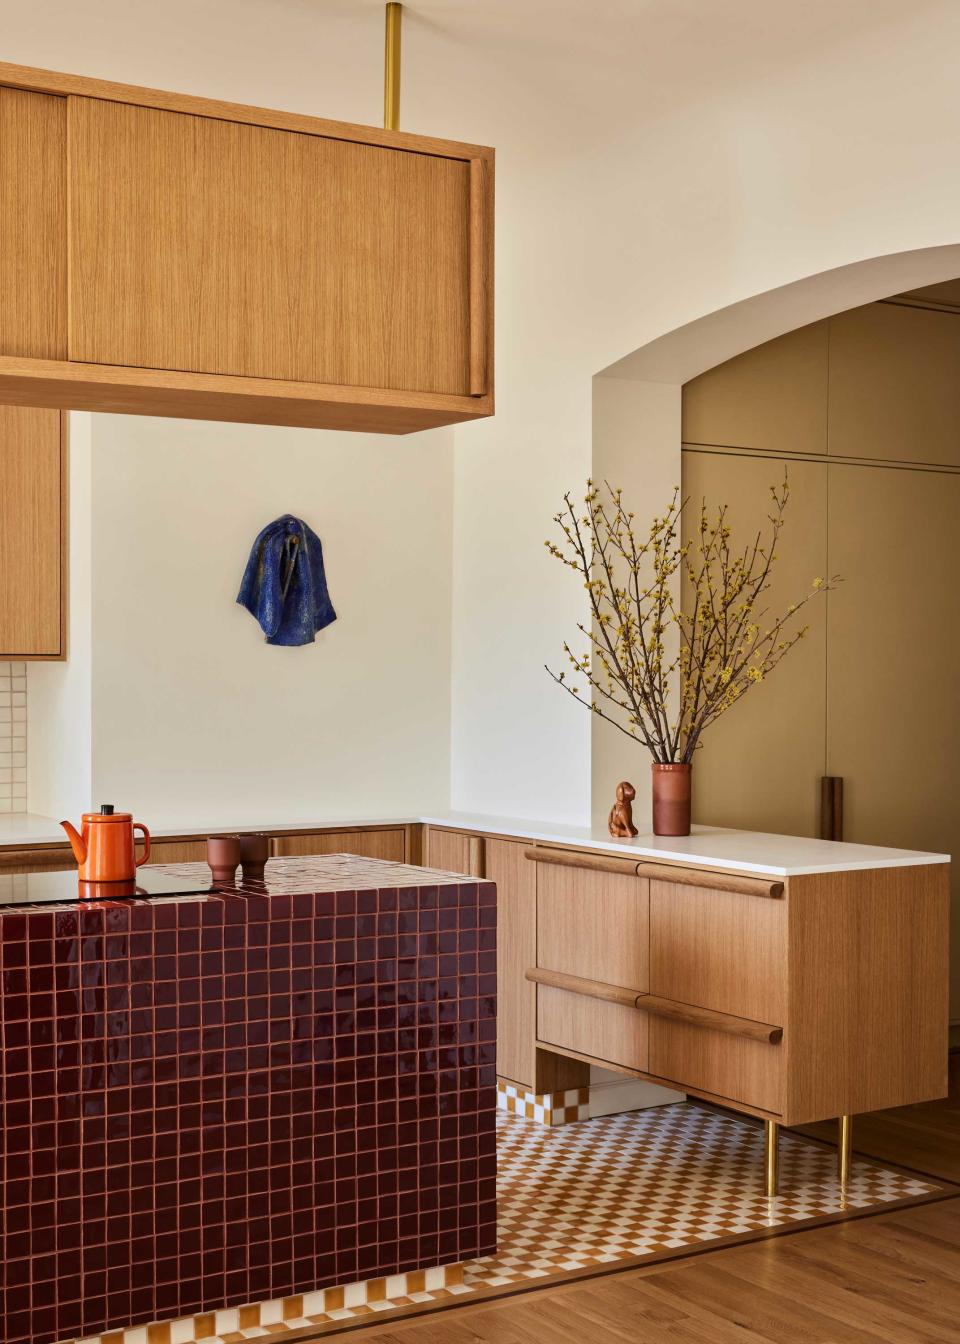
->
(0, 866), (215, 909)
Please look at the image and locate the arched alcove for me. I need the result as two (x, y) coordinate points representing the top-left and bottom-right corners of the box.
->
(591, 243), (960, 827)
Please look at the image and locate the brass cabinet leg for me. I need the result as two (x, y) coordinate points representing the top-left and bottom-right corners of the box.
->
(764, 1120), (779, 1197)
(838, 1114), (853, 1185)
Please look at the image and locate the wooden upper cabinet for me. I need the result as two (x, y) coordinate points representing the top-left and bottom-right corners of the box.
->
(68, 98), (472, 394)
(0, 87), (67, 358)
(0, 62), (493, 434)
(0, 405), (64, 658)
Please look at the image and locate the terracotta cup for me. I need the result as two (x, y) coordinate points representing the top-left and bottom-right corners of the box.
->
(207, 834), (241, 885)
(651, 763), (692, 836)
(239, 832), (270, 881)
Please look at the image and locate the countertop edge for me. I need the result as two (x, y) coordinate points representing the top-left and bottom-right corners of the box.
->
(0, 811), (949, 878)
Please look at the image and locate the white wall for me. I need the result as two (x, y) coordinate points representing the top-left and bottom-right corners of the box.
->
(590, 379), (681, 830)
(80, 415), (453, 827)
(8, 0), (960, 825)
(449, 0), (960, 824)
(28, 413), (93, 818)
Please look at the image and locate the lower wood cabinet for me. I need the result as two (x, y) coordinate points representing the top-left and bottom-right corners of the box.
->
(647, 1019), (782, 1115)
(143, 838), (207, 864)
(273, 828), (405, 862)
(525, 847), (948, 1126)
(537, 860), (649, 990)
(0, 845), (74, 873)
(649, 880), (785, 1025)
(538, 985), (649, 1075)
(485, 837), (537, 1090)
(0, 824), (407, 875)
(423, 826), (483, 875)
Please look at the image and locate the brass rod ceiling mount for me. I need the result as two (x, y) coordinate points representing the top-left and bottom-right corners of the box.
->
(384, 2), (402, 130)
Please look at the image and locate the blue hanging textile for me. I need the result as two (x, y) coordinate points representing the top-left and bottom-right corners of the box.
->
(237, 514), (337, 646)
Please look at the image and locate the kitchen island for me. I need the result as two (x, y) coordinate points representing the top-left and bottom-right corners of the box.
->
(0, 855), (497, 1344)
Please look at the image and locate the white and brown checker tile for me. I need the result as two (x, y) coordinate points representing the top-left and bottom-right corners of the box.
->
(62, 1102), (946, 1344)
(496, 1079), (589, 1125)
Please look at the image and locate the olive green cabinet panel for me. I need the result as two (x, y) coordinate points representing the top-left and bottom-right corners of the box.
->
(681, 321), (828, 456)
(681, 449), (827, 838)
(827, 303), (960, 465)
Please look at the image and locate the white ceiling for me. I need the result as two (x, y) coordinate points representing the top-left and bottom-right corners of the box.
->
(2, 0), (950, 140)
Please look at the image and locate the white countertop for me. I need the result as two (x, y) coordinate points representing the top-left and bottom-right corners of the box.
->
(1, 809), (949, 877)
(420, 812), (950, 876)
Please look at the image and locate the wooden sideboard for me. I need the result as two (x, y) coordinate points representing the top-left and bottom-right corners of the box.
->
(422, 821), (950, 1193)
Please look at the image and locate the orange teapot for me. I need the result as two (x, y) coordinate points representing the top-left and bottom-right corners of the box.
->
(61, 805), (151, 882)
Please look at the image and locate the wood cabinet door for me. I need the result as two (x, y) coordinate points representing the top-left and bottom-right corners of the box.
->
(143, 839), (208, 865)
(648, 878), (785, 1113)
(273, 829), (405, 861)
(826, 464), (960, 1017)
(535, 860), (650, 1075)
(537, 860), (649, 992)
(484, 838), (535, 1089)
(68, 97), (474, 395)
(425, 828), (483, 876)
(0, 86), (66, 358)
(649, 880), (785, 1024)
(0, 406), (63, 657)
(681, 450), (828, 837)
(537, 984), (649, 1075)
(648, 1020), (782, 1115)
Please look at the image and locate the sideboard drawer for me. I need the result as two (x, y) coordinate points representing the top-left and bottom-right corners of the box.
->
(649, 1017), (783, 1114)
(649, 880), (786, 1024)
(537, 984), (649, 1073)
(536, 858), (649, 991)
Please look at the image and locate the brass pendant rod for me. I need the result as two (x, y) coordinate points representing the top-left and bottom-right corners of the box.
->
(384, 2), (402, 130)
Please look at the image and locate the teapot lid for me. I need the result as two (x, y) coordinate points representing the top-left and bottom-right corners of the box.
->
(81, 804), (133, 823)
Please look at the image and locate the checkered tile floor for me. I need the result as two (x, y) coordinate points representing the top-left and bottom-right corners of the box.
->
(68, 1102), (941, 1344)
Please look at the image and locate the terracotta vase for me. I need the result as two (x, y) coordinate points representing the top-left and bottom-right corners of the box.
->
(651, 763), (692, 837)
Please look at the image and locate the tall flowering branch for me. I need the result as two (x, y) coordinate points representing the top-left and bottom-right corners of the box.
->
(545, 475), (837, 763)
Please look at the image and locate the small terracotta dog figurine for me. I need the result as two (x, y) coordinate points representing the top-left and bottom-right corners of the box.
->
(608, 780), (639, 838)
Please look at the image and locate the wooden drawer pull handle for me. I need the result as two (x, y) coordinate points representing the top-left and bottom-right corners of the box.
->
(523, 847), (784, 898)
(636, 862), (784, 900)
(526, 967), (783, 1045)
(526, 966), (641, 1008)
(524, 847), (639, 877)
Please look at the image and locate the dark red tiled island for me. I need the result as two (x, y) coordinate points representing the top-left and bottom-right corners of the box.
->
(0, 855), (497, 1344)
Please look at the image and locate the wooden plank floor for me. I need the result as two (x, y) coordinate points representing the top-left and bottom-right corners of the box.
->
(339, 1058), (960, 1344)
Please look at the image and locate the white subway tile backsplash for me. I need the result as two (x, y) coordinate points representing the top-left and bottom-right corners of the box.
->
(0, 663), (26, 812)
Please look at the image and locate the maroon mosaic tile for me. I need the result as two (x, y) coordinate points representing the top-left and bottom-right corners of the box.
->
(0, 856), (497, 1344)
